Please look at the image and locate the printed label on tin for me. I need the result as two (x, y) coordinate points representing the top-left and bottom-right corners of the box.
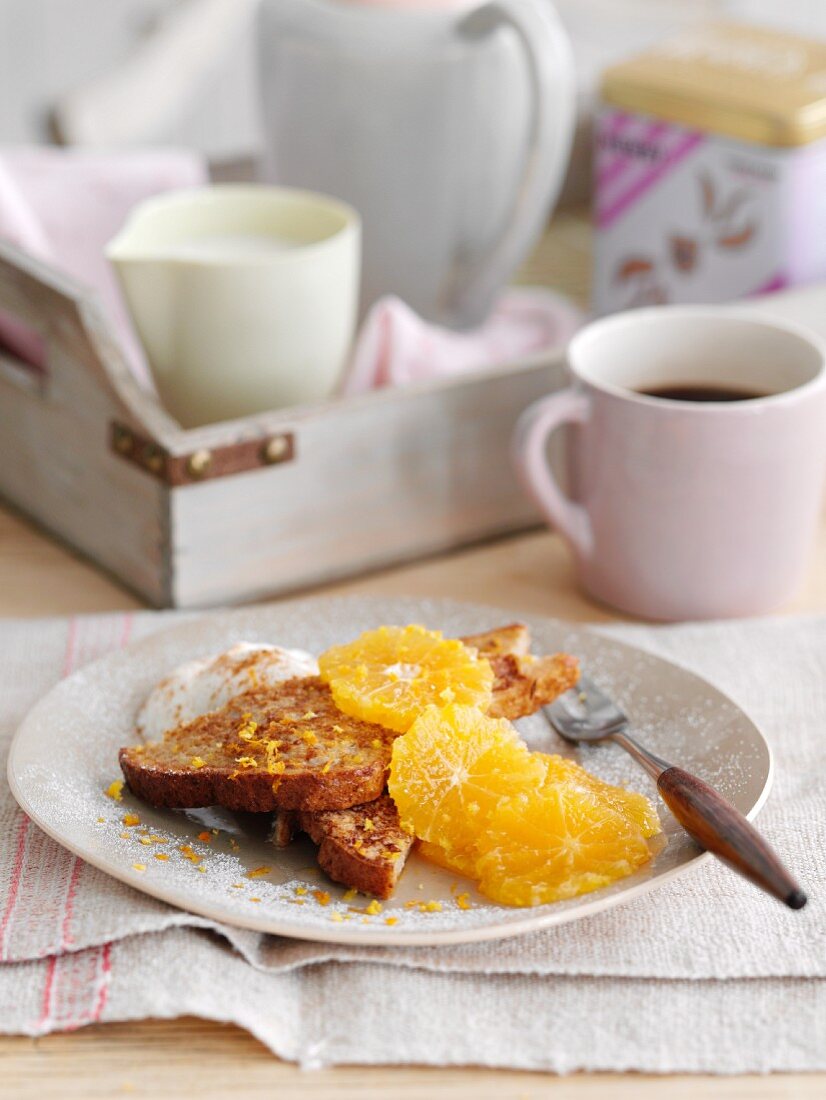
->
(592, 108), (819, 315)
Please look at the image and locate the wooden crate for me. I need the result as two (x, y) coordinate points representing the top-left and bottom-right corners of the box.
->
(0, 240), (565, 608)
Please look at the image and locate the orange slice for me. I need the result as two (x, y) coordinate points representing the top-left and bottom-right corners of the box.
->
(416, 840), (476, 879)
(538, 754), (660, 838)
(319, 625), (494, 733)
(474, 773), (654, 907)
(388, 703), (544, 864)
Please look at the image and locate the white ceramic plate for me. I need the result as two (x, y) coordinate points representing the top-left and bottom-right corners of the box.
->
(8, 596), (772, 946)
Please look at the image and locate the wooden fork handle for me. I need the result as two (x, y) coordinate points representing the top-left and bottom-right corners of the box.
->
(657, 767), (807, 910)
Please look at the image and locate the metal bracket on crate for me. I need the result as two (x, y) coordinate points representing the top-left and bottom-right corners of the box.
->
(109, 422), (295, 486)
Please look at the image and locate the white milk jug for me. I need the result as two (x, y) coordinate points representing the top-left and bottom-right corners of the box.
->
(258, 0), (574, 327)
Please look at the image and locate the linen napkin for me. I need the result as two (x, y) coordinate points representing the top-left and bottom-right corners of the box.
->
(341, 289), (584, 395)
(1, 608), (824, 1072)
(0, 147), (208, 382)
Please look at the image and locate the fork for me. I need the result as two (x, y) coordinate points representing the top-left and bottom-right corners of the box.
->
(545, 675), (807, 910)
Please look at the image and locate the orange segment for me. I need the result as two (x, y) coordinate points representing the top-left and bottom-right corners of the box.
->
(538, 754), (661, 838)
(388, 703), (544, 861)
(475, 780), (653, 907)
(319, 625), (494, 733)
(417, 840), (476, 879)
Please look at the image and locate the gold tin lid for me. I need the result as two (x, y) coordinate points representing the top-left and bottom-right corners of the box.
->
(602, 21), (826, 147)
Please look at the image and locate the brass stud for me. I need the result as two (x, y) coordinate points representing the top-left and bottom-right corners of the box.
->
(186, 449), (213, 479)
(113, 425), (133, 454)
(142, 444), (165, 475)
(261, 435), (290, 464)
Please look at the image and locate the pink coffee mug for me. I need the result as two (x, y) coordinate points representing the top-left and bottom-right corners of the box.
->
(512, 306), (826, 620)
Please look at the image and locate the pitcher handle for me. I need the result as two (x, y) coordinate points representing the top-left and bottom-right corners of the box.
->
(512, 388), (594, 561)
(454, 0), (575, 322)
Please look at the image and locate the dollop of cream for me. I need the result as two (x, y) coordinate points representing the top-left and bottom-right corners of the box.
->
(137, 642), (318, 740)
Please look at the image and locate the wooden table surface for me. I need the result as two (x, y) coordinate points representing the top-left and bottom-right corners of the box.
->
(2, 204), (825, 1096)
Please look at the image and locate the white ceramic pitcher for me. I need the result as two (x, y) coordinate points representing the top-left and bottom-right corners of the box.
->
(258, 0), (575, 327)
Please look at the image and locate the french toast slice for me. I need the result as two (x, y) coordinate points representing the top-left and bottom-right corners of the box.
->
(267, 801), (411, 900)
(463, 624), (578, 721)
(485, 649), (578, 720)
(119, 677), (395, 813)
(297, 795), (414, 900)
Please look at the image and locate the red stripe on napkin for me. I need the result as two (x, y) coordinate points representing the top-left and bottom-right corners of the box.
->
(91, 942), (113, 1022)
(0, 814), (30, 959)
(27, 614), (133, 1031)
(37, 940), (113, 1034)
(59, 857), (84, 951)
(37, 955), (57, 1030)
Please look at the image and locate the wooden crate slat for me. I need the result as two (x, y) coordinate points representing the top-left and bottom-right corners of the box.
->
(169, 360), (560, 607)
(0, 241), (174, 604)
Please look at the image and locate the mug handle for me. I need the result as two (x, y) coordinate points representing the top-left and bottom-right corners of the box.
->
(512, 389), (594, 560)
(454, 0), (575, 320)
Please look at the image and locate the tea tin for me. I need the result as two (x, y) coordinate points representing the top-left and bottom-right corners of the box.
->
(594, 21), (826, 314)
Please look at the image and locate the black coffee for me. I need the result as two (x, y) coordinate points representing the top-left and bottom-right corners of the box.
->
(639, 384), (769, 403)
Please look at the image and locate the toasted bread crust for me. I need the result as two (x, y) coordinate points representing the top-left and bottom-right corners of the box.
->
(486, 652), (579, 720)
(298, 795), (414, 899)
(119, 755), (387, 813)
(463, 626), (579, 719)
(462, 624), (531, 659)
(120, 677), (394, 812)
(269, 809), (298, 848)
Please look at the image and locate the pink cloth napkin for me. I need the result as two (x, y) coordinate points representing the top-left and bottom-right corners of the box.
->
(0, 147), (207, 384)
(342, 290), (584, 395)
